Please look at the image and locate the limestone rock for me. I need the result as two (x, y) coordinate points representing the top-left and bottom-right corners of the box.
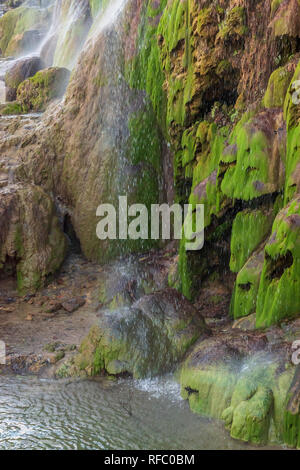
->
(5, 56), (44, 101)
(0, 183), (67, 293)
(256, 196), (300, 328)
(0, 4), (51, 57)
(17, 67), (70, 112)
(74, 288), (210, 378)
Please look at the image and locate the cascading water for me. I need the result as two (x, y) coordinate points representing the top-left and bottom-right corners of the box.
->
(0, 0), (54, 104)
(41, 0), (91, 70)
(87, 0), (128, 43)
(0, 0), (128, 104)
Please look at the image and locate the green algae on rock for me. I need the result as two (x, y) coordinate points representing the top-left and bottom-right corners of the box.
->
(220, 109), (286, 201)
(16, 67), (70, 112)
(181, 332), (295, 445)
(256, 196), (300, 328)
(230, 209), (274, 273)
(0, 100), (22, 115)
(230, 248), (265, 320)
(0, 184), (67, 293)
(73, 289), (209, 378)
(284, 365), (300, 449)
(5, 56), (44, 101)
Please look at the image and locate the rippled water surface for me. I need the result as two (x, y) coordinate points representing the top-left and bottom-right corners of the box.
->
(0, 375), (274, 450)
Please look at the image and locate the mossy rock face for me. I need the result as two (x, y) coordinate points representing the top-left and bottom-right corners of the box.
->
(0, 5), (51, 57)
(17, 67), (70, 112)
(230, 209), (274, 273)
(283, 60), (300, 202)
(269, 0), (300, 38)
(256, 196), (300, 328)
(181, 123), (229, 222)
(230, 249), (265, 320)
(263, 64), (294, 109)
(125, 0), (168, 134)
(55, 15), (167, 263)
(0, 100), (22, 115)
(181, 333), (295, 445)
(5, 56), (44, 101)
(181, 362), (238, 419)
(220, 109), (286, 200)
(180, 332), (268, 420)
(74, 289), (209, 378)
(285, 125), (300, 203)
(284, 60), (300, 130)
(223, 379), (274, 445)
(157, 1), (244, 131)
(177, 124), (229, 299)
(284, 365), (300, 449)
(0, 183), (67, 294)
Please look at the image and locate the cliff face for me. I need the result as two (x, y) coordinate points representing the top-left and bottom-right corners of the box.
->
(0, 0), (300, 448)
(124, 0), (300, 329)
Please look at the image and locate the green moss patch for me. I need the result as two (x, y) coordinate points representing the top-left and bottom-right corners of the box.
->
(256, 196), (300, 327)
(17, 67), (70, 112)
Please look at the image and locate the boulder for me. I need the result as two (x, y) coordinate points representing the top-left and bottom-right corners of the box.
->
(17, 66), (70, 112)
(180, 330), (294, 445)
(0, 183), (67, 293)
(5, 56), (44, 101)
(74, 288), (210, 378)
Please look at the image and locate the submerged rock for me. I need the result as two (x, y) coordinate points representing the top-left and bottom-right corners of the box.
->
(74, 288), (210, 378)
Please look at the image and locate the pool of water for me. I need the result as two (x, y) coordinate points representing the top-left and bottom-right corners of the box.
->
(0, 374), (279, 450)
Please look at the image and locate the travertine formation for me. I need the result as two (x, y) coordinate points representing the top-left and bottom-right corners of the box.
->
(0, 0), (300, 448)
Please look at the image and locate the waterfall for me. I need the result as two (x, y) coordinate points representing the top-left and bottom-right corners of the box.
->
(87, 0), (128, 43)
(38, 0), (62, 59)
(0, 0), (128, 104)
(40, 0), (128, 70)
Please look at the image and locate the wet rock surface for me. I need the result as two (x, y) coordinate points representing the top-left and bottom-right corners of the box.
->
(74, 288), (210, 379)
(0, 183), (67, 293)
(0, 249), (176, 376)
(4, 55), (44, 101)
(0, 0), (299, 450)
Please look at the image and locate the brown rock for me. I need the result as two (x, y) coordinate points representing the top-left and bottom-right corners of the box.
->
(61, 297), (86, 313)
